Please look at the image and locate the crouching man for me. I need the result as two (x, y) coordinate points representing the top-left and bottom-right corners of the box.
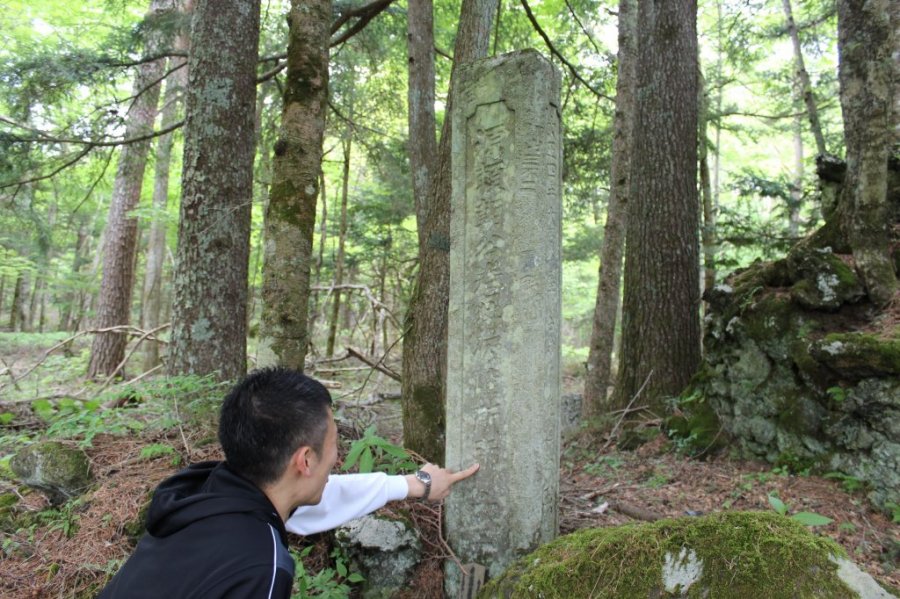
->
(100, 367), (479, 598)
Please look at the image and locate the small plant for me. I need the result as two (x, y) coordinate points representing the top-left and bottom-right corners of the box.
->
(825, 386), (846, 403)
(584, 455), (625, 477)
(291, 545), (364, 598)
(837, 522), (857, 533)
(767, 493), (833, 527)
(885, 501), (900, 524)
(139, 443), (181, 466)
(341, 426), (417, 475)
(824, 471), (865, 493)
(644, 468), (672, 489)
(37, 498), (83, 539)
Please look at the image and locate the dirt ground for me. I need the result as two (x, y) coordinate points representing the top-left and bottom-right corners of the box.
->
(1, 411), (897, 598)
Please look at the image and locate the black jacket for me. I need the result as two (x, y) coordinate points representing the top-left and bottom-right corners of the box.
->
(99, 461), (294, 599)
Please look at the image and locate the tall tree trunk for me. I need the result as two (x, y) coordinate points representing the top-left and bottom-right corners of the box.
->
(699, 70), (717, 295)
(612, 0), (700, 412)
(401, 0), (498, 463)
(326, 135), (351, 358)
(168, 0), (260, 380)
(142, 2), (190, 371)
(88, 0), (172, 378)
(28, 275), (45, 333)
(582, 0), (637, 419)
(256, 0), (331, 371)
(315, 169), (328, 287)
(783, 0), (828, 157)
(407, 0), (438, 255)
(9, 272), (26, 332)
(837, 0), (897, 306)
(789, 115), (804, 238)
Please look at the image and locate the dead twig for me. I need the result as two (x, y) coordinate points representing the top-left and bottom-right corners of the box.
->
(94, 323), (171, 397)
(346, 346), (401, 382)
(603, 370), (653, 450)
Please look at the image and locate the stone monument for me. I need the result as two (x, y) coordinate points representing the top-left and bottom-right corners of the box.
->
(444, 49), (562, 596)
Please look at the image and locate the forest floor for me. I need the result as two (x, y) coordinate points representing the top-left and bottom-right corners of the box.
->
(0, 341), (898, 597)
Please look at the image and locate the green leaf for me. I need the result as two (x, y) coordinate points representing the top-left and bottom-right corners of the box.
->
(359, 448), (375, 474)
(380, 443), (410, 459)
(342, 440), (366, 471)
(336, 560), (347, 577)
(790, 512), (833, 526)
(348, 573), (365, 583)
(768, 494), (788, 515)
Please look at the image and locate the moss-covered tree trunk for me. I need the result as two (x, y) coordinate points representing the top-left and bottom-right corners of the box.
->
(88, 0), (172, 378)
(256, 0), (330, 371)
(612, 0), (700, 411)
(583, 0), (636, 418)
(168, 0), (260, 380)
(836, 0), (897, 307)
(401, 0), (497, 463)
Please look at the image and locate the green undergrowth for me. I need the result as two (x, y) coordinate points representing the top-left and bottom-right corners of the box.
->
(479, 511), (857, 599)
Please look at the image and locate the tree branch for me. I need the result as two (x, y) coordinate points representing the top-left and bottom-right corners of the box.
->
(330, 0), (397, 47)
(564, 0), (602, 55)
(519, 0), (613, 102)
(346, 346), (401, 381)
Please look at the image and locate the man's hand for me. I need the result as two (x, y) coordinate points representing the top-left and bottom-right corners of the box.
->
(405, 462), (480, 501)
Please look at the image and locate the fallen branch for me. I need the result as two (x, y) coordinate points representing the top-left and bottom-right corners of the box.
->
(94, 323), (171, 397)
(346, 346), (401, 382)
(610, 500), (663, 522)
(0, 325), (168, 396)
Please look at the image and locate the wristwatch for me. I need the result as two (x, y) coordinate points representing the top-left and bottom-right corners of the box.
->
(415, 469), (432, 500)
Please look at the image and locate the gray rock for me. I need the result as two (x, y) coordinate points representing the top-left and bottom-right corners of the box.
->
(10, 441), (92, 504)
(335, 515), (421, 599)
(695, 256), (900, 512)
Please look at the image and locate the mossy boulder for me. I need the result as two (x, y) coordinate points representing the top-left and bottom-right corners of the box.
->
(10, 441), (92, 505)
(698, 240), (899, 512)
(478, 511), (894, 598)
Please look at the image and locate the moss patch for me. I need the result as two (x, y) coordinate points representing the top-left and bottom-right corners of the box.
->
(810, 333), (900, 378)
(478, 511), (854, 599)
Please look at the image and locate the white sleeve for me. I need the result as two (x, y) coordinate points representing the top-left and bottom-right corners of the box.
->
(285, 472), (409, 536)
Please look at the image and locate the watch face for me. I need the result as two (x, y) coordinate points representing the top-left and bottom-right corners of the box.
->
(417, 470), (431, 483)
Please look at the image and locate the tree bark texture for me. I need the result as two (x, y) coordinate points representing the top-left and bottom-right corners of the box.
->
(168, 0), (260, 380)
(782, 0), (828, 157)
(401, 0), (498, 463)
(699, 70), (717, 296)
(256, 0), (330, 371)
(142, 1), (191, 371)
(88, 0), (172, 378)
(582, 0), (637, 419)
(613, 0), (701, 412)
(9, 272), (25, 331)
(837, 0), (897, 306)
(407, 0), (438, 255)
(326, 135), (351, 358)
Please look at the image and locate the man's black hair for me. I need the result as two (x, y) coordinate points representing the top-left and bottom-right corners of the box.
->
(219, 367), (333, 487)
